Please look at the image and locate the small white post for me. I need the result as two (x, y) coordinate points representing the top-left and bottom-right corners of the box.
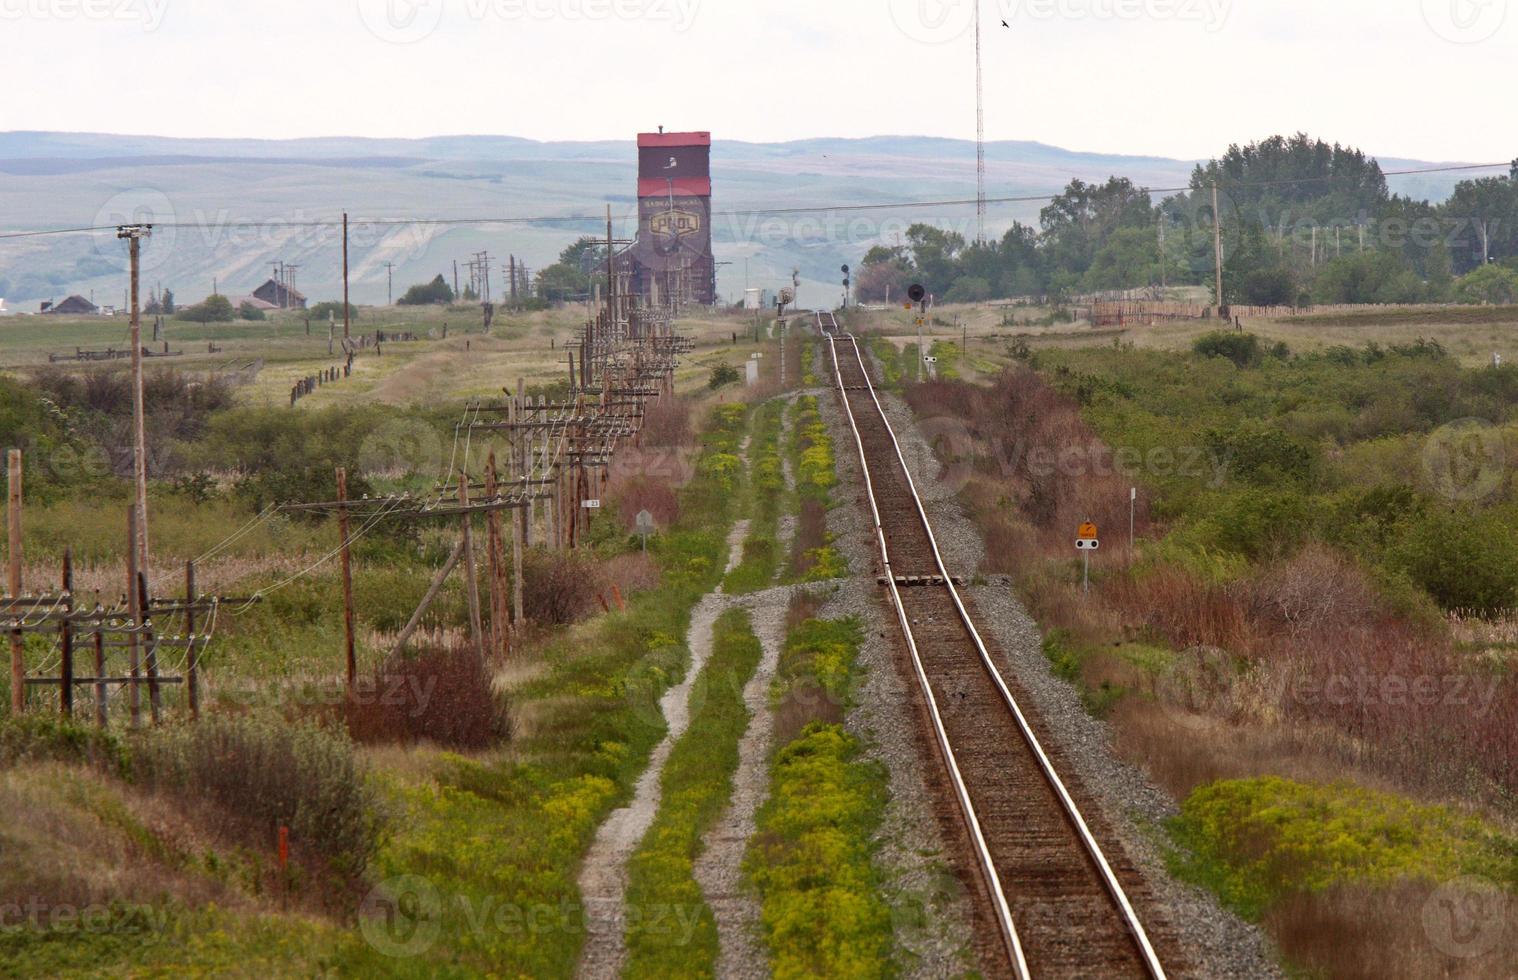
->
(1129, 486), (1137, 556)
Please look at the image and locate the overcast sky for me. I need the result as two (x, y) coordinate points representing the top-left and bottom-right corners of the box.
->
(2, 0), (1513, 162)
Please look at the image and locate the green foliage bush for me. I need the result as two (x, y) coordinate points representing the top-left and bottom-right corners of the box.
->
(1192, 331), (1261, 368)
(1185, 487), (1313, 561)
(1389, 506), (1518, 613)
(1168, 776), (1518, 920)
(396, 275), (454, 306)
(0, 715), (131, 776)
(307, 301), (358, 322)
(1204, 419), (1316, 485)
(132, 715), (380, 877)
(746, 724), (892, 978)
(174, 294), (235, 323)
(708, 363), (741, 389)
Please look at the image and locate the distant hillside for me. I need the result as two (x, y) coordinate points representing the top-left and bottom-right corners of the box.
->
(0, 132), (1475, 309)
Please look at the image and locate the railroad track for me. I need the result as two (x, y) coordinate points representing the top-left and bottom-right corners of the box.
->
(815, 310), (1167, 979)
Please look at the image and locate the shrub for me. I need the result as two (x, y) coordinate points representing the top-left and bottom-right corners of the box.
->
(0, 715), (130, 775)
(308, 301), (358, 322)
(1390, 507), (1518, 612)
(521, 547), (607, 625)
(1192, 331), (1261, 368)
(397, 275), (454, 306)
(237, 301), (266, 321)
(344, 642), (506, 749)
(641, 395), (694, 447)
(133, 715), (380, 877)
(1203, 419), (1315, 485)
(708, 363), (741, 389)
(1168, 776), (1516, 920)
(1189, 487), (1313, 560)
(174, 294), (235, 323)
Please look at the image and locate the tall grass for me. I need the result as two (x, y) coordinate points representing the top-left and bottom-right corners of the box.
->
(725, 400), (786, 594)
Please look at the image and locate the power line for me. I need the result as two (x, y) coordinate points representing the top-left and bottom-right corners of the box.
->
(0, 162), (1508, 242)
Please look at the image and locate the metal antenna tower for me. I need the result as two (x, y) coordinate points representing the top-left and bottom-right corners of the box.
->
(975, 0), (987, 244)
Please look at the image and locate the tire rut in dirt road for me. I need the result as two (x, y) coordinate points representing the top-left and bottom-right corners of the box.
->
(574, 507), (751, 978)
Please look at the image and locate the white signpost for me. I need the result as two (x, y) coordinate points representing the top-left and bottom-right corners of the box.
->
(635, 509), (655, 552)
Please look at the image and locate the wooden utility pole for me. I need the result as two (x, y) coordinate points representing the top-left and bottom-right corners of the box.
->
(607, 205), (616, 333)
(60, 549), (72, 718)
(185, 560), (199, 720)
(458, 473), (485, 662)
(336, 468), (357, 691)
(126, 507), (141, 727)
(7, 450), (21, 715)
(118, 225), (152, 578)
(1211, 183), (1224, 312)
(139, 570), (161, 724)
(484, 452), (508, 659)
(517, 378), (532, 548)
(383, 261), (394, 306)
(342, 212), (351, 339)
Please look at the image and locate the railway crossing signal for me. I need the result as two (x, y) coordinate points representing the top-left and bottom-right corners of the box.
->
(908, 283), (926, 304)
(1076, 521), (1099, 593)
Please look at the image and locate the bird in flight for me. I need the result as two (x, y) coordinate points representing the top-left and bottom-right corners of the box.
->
(1001, 19), (1009, 27)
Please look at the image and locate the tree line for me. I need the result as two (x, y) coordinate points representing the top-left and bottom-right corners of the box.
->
(857, 134), (1518, 307)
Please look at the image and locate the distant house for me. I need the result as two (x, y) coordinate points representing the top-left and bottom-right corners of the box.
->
(45, 295), (99, 315)
(252, 278), (306, 309)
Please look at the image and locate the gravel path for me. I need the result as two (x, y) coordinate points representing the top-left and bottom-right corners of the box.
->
(574, 493), (751, 979)
(863, 374), (1283, 979)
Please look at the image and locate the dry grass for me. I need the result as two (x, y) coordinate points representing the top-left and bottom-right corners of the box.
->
(0, 763), (238, 916)
(790, 498), (828, 578)
(785, 589), (826, 634)
(600, 552), (662, 598)
(1264, 879), (1518, 979)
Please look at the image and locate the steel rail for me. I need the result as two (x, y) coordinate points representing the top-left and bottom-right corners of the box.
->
(818, 310), (1166, 979)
